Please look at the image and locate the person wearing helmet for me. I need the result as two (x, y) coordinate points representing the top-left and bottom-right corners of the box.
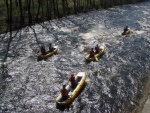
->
(40, 45), (46, 55)
(89, 48), (95, 58)
(49, 43), (54, 52)
(95, 44), (100, 54)
(69, 73), (76, 88)
(60, 84), (69, 101)
(124, 26), (129, 32)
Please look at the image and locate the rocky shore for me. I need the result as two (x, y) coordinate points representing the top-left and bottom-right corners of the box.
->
(142, 96), (150, 113)
(133, 71), (150, 113)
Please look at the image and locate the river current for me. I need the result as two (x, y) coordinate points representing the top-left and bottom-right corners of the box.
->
(0, 1), (150, 113)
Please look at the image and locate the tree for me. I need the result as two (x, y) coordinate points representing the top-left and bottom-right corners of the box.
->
(18, 0), (24, 25)
(73, 0), (77, 14)
(4, 0), (10, 22)
(36, 0), (41, 21)
(27, 0), (32, 25)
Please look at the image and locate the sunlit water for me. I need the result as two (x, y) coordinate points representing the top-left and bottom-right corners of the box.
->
(0, 1), (150, 113)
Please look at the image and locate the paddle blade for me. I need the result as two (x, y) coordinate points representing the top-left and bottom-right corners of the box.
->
(94, 55), (98, 61)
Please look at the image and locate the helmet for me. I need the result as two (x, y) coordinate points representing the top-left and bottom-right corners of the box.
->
(91, 48), (93, 50)
(71, 74), (74, 77)
(62, 84), (66, 88)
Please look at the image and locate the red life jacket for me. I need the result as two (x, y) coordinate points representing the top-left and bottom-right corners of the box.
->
(95, 46), (99, 53)
(69, 76), (76, 84)
(37, 50), (40, 54)
(41, 47), (46, 55)
(90, 50), (95, 56)
(61, 89), (68, 96)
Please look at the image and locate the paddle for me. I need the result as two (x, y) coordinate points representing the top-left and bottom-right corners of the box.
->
(36, 50), (41, 57)
(94, 55), (98, 61)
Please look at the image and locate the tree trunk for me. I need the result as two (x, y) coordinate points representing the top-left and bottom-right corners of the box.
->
(46, 0), (50, 19)
(36, 0), (41, 21)
(41, 0), (44, 21)
(18, 0), (24, 25)
(3, 0), (13, 62)
(55, 0), (60, 17)
(27, 0), (32, 25)
(49, 0), (52, 19)
(65, 0), (69, 14)
(9, 0), (12, 27)
(62, 0), (65, 16)
(73, 0), (77, 14)
(31, 0), (35, 19)
(4, 0), (10, 22)
(52, 0), (56, 18)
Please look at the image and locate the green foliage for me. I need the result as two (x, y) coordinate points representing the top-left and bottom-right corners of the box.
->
(0, 0), (144, 34)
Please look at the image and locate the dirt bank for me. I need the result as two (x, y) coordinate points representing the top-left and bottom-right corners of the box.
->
(132, 70), (150, 113)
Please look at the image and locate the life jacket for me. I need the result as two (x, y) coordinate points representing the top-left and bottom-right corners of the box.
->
(124, 28), (129, 32)
(41, 47), (46, 55)
(61, 89), (68, 96)
(69, 76), (76, 84)
(37, 50), (40, 54)
(95, 46), (99, 53)
(90, 50), (95, 56)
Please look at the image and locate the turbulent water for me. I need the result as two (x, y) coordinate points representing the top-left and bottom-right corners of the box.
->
(0, 1), (150, 113)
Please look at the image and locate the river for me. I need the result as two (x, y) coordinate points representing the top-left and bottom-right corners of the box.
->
(0, 1), (150, 113)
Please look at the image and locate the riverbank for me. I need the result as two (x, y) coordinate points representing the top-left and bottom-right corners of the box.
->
(142, 96), (150, 113)
(0, 0), (144, 34)
(132, 71), (150, 113)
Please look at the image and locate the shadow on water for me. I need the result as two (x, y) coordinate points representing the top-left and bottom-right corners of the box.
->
(0, 64), (12, 94)
(1, 64), (12, 79)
